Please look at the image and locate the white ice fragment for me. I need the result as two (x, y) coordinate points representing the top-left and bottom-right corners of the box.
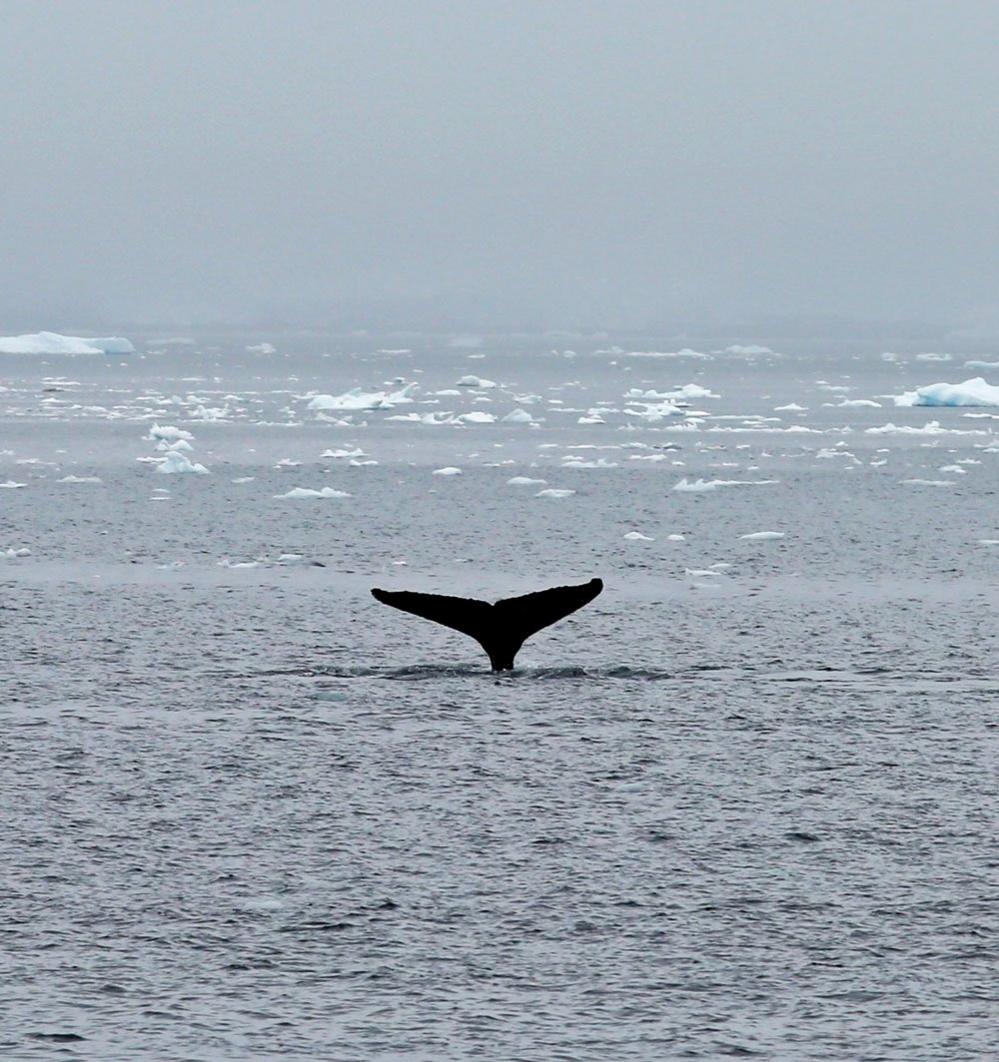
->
(673, 477), (778, 492)
(1, 547), (31, 558)
(321, 448), (366, 459)
(456, 411), (496, 424)
(456, 375), (497, 388)
(535, 488), (575, 498)
(1, 480), (27, 488)
(432, 466), (462, 476)
(774, 403), (807, 411)
(307, 382), (417, 411)
(147, 424), (194, 442)
(501, 408), (536, 424)
(900, 478), (954, 486)
(507, 476), (547, 486)
(725, 344), (773, 355)
(666, 533), (686, 541)
(739, 531), (785, 541)
(624, 531), (654, 541)
(155, 451), (210, 475)
(58, 475), (102, 484)
(276, 486), (352, 499)
(246, 342), (276, 354)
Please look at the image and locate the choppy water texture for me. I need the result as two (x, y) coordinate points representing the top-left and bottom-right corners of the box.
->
(2, 337), (997, 1059)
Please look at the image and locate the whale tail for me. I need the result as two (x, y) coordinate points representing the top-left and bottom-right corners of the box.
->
(370, 578), (603, 671)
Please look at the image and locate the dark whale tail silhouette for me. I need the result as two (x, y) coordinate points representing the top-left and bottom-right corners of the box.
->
(371, 578), (603, 671)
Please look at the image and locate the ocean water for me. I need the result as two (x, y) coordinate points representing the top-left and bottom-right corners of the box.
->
(1, 337), (996, 1059)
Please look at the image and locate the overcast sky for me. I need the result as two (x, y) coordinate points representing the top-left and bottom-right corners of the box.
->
(2, 0), (998, 333)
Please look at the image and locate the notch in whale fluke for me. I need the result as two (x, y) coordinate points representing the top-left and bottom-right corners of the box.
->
(370, 578), (603, 671)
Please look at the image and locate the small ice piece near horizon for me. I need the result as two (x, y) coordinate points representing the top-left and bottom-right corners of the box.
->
(673, 477), (777, 492)
(535, 488), (575, 498)
(507, 476), (547, 486)
(276, 486), (352, 499)
(307, 382), (417, 411)
(231, 476), (255, 483)
(725, 344), (774, 355)
(457, 411), (496, 424)
(155, 451), (210, 475)
(321, 448), (366, 459)
(1, 547), (31, 558)
(147, 424), (194, 442)
(892, 377), (999, 408)
(0, 331), (135, 355)
(624, 531), (654, 541)
(774, 402), (807, 411)
(501, 408), (536, 424)
(1, 480), (27, 488)
(456, 375), (497, 388)
(58, 475), (103, 484)
(432, 466), (462, 476)
(666, 533), (686, 541)
(246, 342), (276, 354)
(739, 531), (785, 541)
(900, 478), (955, 486)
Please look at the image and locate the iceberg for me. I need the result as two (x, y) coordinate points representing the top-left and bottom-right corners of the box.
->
(0, 332), (134, 355)
(501, 408), (536, 424)
(456, 375), (497, 388)
(739, 531), (785, 541)
(155, 451), (209, 475)
(893, 377), (999, 408)
(432, 466), (462, 476)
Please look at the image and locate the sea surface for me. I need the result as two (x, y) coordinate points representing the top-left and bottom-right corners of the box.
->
(1, 336), (996, 1059)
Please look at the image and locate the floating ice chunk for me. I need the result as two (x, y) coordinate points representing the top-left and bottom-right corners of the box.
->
(739, 531), (785, 541)
(835, 399), (882, 408)
(774, 403), (806, 411)
(625, 400), (686, 420)
(725, 344), (773, 355)
(307, 382), (417, 411)
(964, 360), (999, 369)
(625, 384), (718, 401)
(1, 480), (27, 488)
(1, 547), (31, 558)
(231, 476), (255, 483)
(0, 332), (135, 355)
(893, 378), (999, 408)
(915, 352), (951, 362)
(535, 488), (575, 498)
(624, 531), (654, 541)
(507, 476), (547, 486)
(866, 420), (985, 436)
(219, 557), (262, 569)
(58, 475), (102, 484)
(625, 348), (710, 359)
(276, 553), (325, 567)
(432, 466), (462, 476)
(938, 464), (967, 474)
(321, 447), (366, 459)
(978, 539), (999, 546)
(246, 342), (276, 354)
(147, 423), (194, 442)
(457, 411), (496, 424)
(673, 477), (777, 492)
(456, 375), (497, 388)
(276, 486), (351, 498)
(686, 568), (724, 577)
(155, 451), (209, 474)
(275, 458), (301, 469)
(666, 533), (686, 541)
(501, 408), (536, 424)
(156, 438), (193, 452)
(900, 478), (954, 486)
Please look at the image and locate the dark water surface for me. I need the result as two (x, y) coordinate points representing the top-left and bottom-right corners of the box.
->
(2, 339), (997, 1058)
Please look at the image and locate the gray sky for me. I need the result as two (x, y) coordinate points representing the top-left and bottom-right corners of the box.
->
(2, 0), (998, 333)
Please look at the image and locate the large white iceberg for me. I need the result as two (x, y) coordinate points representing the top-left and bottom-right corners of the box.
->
(893, 377), (999, 408)
(0, 332), (135, 355)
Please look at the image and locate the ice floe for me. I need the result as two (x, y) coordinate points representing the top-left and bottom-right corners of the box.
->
(0, 332), (135, 355)
(307, 382), (417, 411)
(456, 375), (497, 389)
(58, 475), (102, 484)
(501, 408), (537, 424)
(673, 477), (778, 492)
(535, 488), (575, 498)
(147, 424), (194, 442)
(432, 467), (462, 476)
(507, 476), (547, 486)
(276, 486), (351, 499)
(1, 480), (26, 488)
(739, 531), (785, 541)
(1, 547), (31, 558)
(623, 531), (654, 541)
(866, 421), (987, 436)
(892, 377), (999, 408)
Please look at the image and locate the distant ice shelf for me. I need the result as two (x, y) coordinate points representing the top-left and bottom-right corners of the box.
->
(0, 331), (135, 355)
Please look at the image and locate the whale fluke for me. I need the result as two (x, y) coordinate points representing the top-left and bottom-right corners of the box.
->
(370, 578), (603, 671)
